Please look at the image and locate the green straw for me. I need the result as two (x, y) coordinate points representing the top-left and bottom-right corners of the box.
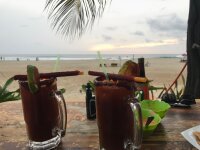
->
(97, 51), (109, 80)
(53, 55), (60, 72)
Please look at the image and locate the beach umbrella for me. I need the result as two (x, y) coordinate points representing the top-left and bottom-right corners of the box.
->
(183, 0), (200, 98)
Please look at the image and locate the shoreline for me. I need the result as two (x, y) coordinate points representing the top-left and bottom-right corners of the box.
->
(0, 54), (181, 61)
(0, 58), (187, 102)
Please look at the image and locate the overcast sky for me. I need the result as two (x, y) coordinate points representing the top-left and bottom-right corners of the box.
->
(0, 0), (189, 54)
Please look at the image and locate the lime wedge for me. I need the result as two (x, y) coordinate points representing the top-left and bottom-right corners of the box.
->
(27, 65), (40, 94)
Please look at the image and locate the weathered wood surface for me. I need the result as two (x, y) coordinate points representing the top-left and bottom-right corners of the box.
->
(0, 101), (200, 150)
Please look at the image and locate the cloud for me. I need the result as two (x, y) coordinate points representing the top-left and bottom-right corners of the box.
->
(131, 31), (144, 36)
(104, 26), (117, 31)
(28, 17), (43, 21)
(160, 7), (166, 11)
(90, 38), (179, 51)
(145, 39), (153, 43)
(102, 34), (113, 41)
(90, 44), (115, 51)
(147, 14), (187, 37)
(120, 39), (179, 49)
(20, 25), (29, 28)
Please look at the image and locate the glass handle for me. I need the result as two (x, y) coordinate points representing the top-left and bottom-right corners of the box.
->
(129, 98), (143, 149)
(54, 91), (67, 137)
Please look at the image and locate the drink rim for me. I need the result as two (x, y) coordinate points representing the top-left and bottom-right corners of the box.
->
(19, 77), (57, 87)
(94, 77), (135, 90)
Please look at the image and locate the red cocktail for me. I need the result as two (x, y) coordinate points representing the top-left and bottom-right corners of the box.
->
(95, 77), (143, 150)
(19, 78), (67, 149)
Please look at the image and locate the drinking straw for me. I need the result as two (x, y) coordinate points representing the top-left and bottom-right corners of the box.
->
(97, 51), (109, 80)
(88, 71), (148, 83)
(53, 55), (60, 72)
(13, 70), (83, 81)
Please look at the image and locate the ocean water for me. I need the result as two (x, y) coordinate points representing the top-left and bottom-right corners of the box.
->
(0, 54), (179, 61)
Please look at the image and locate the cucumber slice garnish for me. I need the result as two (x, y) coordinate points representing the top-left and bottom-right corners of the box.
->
(27, 65), (40, 94)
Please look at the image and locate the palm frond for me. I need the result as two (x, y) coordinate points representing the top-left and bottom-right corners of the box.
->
(45, 0), (109, 39)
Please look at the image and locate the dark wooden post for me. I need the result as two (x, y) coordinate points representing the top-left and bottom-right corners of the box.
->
(184, 0), (200, 98)
(138, 58), (146, 77)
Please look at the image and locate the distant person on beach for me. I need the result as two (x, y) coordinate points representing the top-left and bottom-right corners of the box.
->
(118, 56), (122, 67)
(145, 61), (150, 67)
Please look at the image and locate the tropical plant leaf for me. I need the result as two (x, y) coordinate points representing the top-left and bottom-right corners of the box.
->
(1, 92), (20, 101)
(0, 83), (21, 103)
(181, 75), (186, 88)
(45, 0), (109, 39)
(148, 85), (164, 91)
(173, 80), (179, 98)
(177, 88), (183, 99)
(59, 88), (66, 94)
(81, 81), (95, 94)
(158, 84), (167, 98)
(174, 80), (178, 90)
(150, 89), (154, 100)
(135, 91), (142, 102)
(88, 80), (95, 90)
(147, 80), (154, 83)
(170, 88), (176, 96)
(82, 84), (86, 92)
(0, 77), (14, 96)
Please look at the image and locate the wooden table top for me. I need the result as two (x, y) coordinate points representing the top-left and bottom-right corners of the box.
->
(0, 100), (200, 150)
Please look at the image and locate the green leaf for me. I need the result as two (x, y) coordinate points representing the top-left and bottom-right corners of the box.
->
(158, 85), (167, 98)
(81, 84), (86, 93)
(81, 81), (95, 94)
(0, 77), (14, 96)
(177, 89), (183, 99)
(147, 80), (154, 83)
(135, 91), (142, 102)
(59, 88), (66, 94)
(0, 88), (20, 103)
(148, 86), (164, 91)
(150, 89), (154, 99)
(181, 75), (186, 88)
(170, 88), (176, 96)
(174, 80), (178, 90)
(88, 81), (95, 91)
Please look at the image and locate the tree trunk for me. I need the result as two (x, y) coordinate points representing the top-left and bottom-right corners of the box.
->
(184, 0), (200, 98)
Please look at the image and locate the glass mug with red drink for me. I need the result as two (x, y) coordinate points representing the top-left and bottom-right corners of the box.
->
(19, 78), (67, 149)
(94, 76), (143, 150)
(15, 66), (82, 150)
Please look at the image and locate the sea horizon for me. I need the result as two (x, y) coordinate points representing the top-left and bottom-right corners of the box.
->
(0, 53), (182, 61)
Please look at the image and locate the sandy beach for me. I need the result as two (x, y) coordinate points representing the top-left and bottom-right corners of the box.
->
(0, 57), (189, 143)
(0, 58), (187, 102)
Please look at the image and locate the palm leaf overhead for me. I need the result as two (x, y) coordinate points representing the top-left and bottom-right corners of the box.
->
(45, 0), (109, 39)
